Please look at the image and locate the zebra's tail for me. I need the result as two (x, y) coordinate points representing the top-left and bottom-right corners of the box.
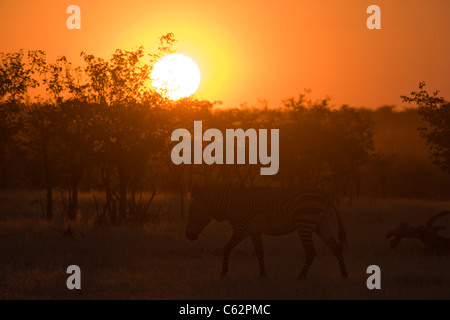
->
(331, 202), (347, 251)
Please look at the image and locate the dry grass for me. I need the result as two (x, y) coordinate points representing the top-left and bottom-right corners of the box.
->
(0, 191), (449, 299)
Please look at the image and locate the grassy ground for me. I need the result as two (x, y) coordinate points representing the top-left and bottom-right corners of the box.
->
(0, 191), (449, 299)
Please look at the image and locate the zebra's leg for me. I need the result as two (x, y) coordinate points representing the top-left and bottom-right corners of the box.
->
(298, 228), (315, 280)
(221, 229), (247, 277)
(250, 234), (266, 278)
(316, 221), (348, 279)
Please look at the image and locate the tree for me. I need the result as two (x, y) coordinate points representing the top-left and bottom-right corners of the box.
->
(0, 50), (39, 103)
(0, 50), (42, 188)
(82, 45), (167, 223)
(164, 98), (214, 218)
(18, 103), (62, 220)
(327, 105), (375, 201)
(402, 82), (450, 175)
(280, 93), (375, 200)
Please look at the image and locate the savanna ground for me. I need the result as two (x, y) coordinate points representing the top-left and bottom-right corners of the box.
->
(0, 191), (449, 300)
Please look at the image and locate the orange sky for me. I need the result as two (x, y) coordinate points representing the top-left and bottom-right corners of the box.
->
(0, 0), (449, 109)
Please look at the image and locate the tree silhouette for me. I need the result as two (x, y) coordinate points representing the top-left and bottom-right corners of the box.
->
(280, 94), (375, 200)
(81, 46), (167, 223)
(402, 82), (450, 175)
(2, 37), (448, 227)
(18, 103), (62, 220)
(0, 50), (41, 188)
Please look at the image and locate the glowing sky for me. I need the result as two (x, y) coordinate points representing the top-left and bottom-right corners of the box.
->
(0, 0), (449, 108)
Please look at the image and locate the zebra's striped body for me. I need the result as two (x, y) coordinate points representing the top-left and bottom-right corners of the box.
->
(186, 187), (348, 279)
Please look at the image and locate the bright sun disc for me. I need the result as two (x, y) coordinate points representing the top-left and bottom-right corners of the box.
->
(151, 53), (201, 100)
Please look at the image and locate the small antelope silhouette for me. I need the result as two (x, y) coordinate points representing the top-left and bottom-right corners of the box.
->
(386, 211), (450, 254)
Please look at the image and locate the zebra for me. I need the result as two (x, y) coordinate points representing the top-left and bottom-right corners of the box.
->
(185, 186), (348, 280)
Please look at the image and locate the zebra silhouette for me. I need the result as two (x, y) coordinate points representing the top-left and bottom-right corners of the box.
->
(186, 186), (348, 280)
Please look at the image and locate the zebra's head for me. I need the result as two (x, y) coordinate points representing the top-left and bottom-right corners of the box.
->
(185, 185), (211, 241)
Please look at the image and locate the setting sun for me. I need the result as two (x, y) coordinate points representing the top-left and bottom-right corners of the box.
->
(151, 53), (201, 100)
